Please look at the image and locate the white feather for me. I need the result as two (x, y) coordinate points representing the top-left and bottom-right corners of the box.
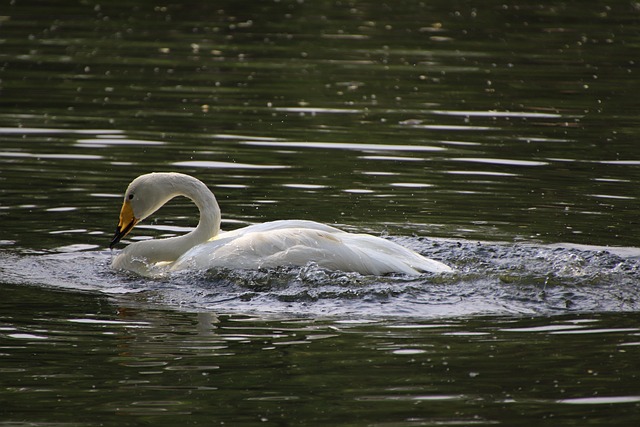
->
(111, 173), (453, 276)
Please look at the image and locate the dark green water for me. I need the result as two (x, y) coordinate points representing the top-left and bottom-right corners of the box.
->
(2, 1), (640, 425)
(2, 283), (640, 426)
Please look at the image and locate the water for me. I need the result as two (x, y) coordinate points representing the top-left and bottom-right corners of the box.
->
(2, 0), (640, 425)
(3, 284), (640, 426)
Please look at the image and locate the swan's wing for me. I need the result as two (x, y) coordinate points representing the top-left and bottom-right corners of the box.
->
(218, 220), (346, 239)
(173, 226), (451, 275)
(338, 233), (453, 274)
(174, 227), (345, 271)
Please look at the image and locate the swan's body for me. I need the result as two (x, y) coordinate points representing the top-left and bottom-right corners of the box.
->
(110, 173), (453, 276)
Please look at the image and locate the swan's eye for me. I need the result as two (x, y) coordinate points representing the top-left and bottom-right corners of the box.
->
(128, 194), (134, 200)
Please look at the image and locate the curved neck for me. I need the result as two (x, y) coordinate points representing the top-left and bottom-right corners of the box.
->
(114, 174), (221, 272)
(176, 174), (221, 244)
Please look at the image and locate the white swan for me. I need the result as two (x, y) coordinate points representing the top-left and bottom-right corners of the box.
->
(109, 172), (453, 276)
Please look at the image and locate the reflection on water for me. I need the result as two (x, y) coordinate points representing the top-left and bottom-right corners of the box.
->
(173, 160), (289, 169)
(2, 0), (640, 425)
(242, 140), (446, 152)
(2, 283), (640, 426)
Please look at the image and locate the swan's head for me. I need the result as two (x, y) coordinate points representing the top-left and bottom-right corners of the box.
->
(109, 173), (181, 249)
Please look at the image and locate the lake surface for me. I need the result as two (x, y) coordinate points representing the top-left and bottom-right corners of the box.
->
(2, 0), (640, 425)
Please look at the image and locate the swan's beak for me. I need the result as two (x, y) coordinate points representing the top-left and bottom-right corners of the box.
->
(110, 201), (138, 249)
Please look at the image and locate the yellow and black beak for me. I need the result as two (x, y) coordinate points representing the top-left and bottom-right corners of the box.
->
(110, 201), (138, 249)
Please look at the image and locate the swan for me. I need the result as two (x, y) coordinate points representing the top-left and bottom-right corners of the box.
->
(109, 172), (453, 276)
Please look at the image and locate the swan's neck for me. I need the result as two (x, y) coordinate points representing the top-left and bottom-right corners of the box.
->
(114, 174), (221, 273)
(174, 178), (220, 251)
(179, 176), (221, 247)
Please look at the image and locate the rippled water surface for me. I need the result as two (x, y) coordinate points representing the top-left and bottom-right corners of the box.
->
(2, 0), (640, 425)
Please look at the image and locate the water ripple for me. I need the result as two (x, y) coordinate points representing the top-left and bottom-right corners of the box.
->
(242, 141), (446, 152)
(3, 237), (640, 318)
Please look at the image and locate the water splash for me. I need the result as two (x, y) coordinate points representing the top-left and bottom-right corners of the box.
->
(2, 238), (640, 318)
